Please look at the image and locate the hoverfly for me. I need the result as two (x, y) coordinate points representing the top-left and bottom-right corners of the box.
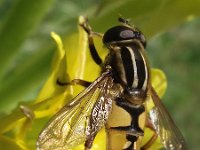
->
(37, 16), (187, 150)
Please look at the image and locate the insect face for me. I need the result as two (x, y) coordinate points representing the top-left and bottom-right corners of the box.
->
(103, 26), (146, 48)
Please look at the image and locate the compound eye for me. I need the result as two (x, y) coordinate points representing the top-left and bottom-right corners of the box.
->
(103, 26), (133, 44)
(119, 30), (135, 39)
(103, 25), (147, 48)
(140, 34), (146, 48)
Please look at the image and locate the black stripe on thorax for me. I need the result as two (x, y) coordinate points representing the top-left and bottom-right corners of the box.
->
(129, 44), (146, 89)
(120, 46), (134, 87)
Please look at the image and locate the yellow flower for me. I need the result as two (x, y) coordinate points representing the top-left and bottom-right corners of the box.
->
(0, 18), (167, 150)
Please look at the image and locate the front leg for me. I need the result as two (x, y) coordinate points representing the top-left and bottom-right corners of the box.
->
(79, 16), (103, 66)
(57, 78), (92, 87)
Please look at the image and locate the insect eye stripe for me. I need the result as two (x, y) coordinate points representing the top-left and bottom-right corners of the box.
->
(120, 47), (134, 87)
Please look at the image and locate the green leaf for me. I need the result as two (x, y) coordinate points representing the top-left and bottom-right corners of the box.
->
(92, 0), (200, 38)
(0, 0), (55, 75)
(0, 0), (55, 112)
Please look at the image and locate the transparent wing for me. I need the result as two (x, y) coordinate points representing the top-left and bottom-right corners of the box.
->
(148, 85), (187, 150)
(37, 71), (113, 150)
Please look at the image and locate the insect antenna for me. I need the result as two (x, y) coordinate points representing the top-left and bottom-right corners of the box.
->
(118, 15), (132, 26)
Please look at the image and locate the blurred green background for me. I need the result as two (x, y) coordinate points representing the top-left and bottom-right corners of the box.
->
(0, 0), (200, 149)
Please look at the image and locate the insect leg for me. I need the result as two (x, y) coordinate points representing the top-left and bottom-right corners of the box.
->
(79, 16), (103, 66)
(141, 118), (158, 150)
(71, 79), (92, 87)
(84, 136), (95, 150)
(57, 78), (92, 87)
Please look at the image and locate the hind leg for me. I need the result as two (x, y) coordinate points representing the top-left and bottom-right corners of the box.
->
(141, 118), (158, 150)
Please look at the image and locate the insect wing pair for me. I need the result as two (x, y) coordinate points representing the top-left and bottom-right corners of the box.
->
(37, 70), (114, 150)
(37, 73), (186, 150)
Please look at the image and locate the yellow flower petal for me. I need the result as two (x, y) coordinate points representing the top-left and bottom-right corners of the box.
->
(151, 68), (167, 97)
(35, 32), (71, 103)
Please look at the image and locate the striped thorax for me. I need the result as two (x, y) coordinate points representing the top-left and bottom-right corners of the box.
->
(103, 25), (149, 105)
